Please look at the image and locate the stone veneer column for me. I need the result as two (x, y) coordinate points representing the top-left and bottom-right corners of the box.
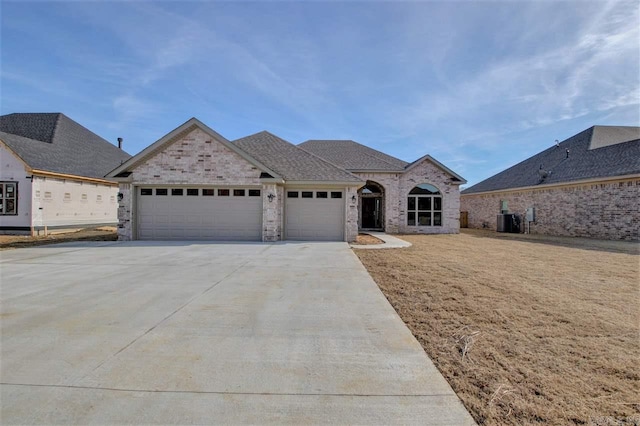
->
(345, 186), (359, 242)
(117, 183), (133, 241)
(262, 183), (283, 241)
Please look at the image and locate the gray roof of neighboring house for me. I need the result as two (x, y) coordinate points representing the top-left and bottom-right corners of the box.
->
(462, 126), (640, 194)
(0, 113), (131, 179)
(298, 139), (408, 171)
(233, 131), (362, 182)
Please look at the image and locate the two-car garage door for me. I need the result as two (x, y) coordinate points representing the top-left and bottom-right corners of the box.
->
(137, 187), (262, 240)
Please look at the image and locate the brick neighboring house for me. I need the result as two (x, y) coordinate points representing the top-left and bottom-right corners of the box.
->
(0, 113), (131, 234)
(460, 126), (640, 241)
(107, 118), (466, 242)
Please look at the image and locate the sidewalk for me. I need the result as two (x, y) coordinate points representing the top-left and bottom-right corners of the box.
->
(351, 232), (412, 249)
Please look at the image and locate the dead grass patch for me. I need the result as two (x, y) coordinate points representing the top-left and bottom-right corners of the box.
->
(356, 231), (640, 425)
(352, 233), (385, 245)
(0, 227), (117, 250)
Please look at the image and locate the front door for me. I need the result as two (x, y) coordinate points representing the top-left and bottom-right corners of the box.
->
(361, 197), (382, 229)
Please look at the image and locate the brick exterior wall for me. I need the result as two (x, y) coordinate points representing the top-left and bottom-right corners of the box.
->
(354, 161), (462, 235)
(134, 128), (262, 186)
(460, 178), (640, 241)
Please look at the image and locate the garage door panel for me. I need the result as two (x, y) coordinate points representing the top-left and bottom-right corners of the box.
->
(285, 190), (344, 241)
(137, 188), (262, 241)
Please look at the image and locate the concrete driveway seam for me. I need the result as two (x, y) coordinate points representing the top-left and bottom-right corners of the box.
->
(77, 244), (275, 381)
(2, 382), (459, 398)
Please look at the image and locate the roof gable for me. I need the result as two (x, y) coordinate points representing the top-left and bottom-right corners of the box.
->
(462, 126), (640, 194)
(589, 126), (640, 150)
(234, 132), (362, 183)
(106, 118), (281, 179)
(299, 140), (408, 171)
(0, 113), (131, 179)
(404, 154), (467, 183)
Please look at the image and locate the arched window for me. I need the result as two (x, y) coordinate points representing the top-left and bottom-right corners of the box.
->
(360, 182), (383, 195)
(407, 184), (442, 226)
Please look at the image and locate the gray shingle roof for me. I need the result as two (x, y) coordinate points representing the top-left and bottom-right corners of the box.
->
(233, 132), (362, 182)
(462, 126), (640, 194)
(298, 140), (408, 171)
(0, 113), (131, 179)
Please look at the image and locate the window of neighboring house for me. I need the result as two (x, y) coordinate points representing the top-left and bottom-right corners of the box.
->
(500, 200), (508, 214)
(0, 182), (17, 215)
(64, 193), (71, 201)
(81, 193), (88, 201)
(96, 194), (102, 202)
(407, 184), (442, 226)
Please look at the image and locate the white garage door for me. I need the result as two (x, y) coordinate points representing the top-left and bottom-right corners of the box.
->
(137, 187), (262, 241)
(285, 189), (344, 241)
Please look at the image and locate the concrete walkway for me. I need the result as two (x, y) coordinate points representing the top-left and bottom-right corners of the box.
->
(1, 241), (474, 425)
(351, 232), (413, 249)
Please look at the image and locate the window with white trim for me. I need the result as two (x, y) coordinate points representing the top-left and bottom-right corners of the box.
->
(0, 182), (17, 215)
(407, 184), (442, 226)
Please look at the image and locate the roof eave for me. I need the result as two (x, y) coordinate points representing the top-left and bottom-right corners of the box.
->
(284, 180), (364, 186)
(260, 177), (286, 184)
(348, 169), (405, 173)
(461, 173), (640, 196)
(30, 169), (118, 185)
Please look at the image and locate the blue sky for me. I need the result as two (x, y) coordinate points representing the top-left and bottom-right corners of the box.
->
(2, 0), (638, 187)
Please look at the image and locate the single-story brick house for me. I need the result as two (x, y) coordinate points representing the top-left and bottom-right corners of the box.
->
(0, 113), (131, 234)
(460, 125), (640, 241)
(107, 118), (466, 242)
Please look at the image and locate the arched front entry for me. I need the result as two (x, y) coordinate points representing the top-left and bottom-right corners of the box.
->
(359, 181), (384, 230)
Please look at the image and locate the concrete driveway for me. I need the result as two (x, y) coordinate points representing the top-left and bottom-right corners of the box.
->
(1, 241), (474, 425)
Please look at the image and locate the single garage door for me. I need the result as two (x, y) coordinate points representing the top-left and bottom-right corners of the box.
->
(285, 189), (344, 241)
(137, 187), (262, 240)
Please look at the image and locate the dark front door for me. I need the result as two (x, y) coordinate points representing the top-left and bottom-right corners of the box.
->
(361, 197), (382, 229)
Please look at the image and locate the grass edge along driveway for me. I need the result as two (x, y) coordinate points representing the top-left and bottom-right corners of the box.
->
(356, 230), (639, 425)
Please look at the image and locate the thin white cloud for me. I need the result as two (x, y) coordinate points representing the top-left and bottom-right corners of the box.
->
(389, 0), (639, 151)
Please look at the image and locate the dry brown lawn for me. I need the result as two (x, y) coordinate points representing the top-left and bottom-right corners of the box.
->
(0, 227), (117, 250)
(351, 233), (385, 245)
(356, 230), (640, 425)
